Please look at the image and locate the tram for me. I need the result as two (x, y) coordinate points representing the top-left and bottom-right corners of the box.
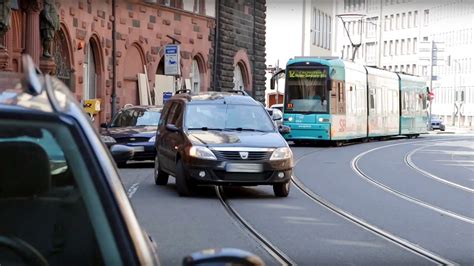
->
(270, 57), (429, 146)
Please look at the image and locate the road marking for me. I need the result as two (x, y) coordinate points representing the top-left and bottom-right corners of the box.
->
(406, 146), (474, 193)
(127, 182), (140, 198)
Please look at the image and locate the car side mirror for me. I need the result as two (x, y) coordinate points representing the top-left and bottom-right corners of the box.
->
(272, 113), (282, 121)
(182, 248), (264, 266)
(110, 144), (134, 164)
(166, 124), (180, 132)
(100, 122), (108, 128)
(278, 125), (291, 135)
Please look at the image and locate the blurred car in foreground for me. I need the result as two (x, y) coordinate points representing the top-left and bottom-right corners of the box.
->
(154, 90), (293, 197)
(101, 105), (162, 166)
(430, 117), (446, 131)
(0, 55), (264, 266)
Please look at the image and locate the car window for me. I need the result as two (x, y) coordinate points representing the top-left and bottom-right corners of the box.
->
(185, 104), (275, 132)
(165, 103), (179, 125)
(0, 120), (121, 265)
(111, 108), (161, 127)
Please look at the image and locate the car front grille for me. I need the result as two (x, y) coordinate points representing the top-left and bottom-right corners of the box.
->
(214, 171), (273, 181)
(212, 150), (272, 161)
(115, 137), (150, 143)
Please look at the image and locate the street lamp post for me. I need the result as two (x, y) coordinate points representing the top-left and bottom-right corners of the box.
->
(452, 59), (462, 126)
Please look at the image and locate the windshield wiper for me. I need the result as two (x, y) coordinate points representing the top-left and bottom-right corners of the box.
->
(224, 127), (266, 132)
(187, 127), (223, 131)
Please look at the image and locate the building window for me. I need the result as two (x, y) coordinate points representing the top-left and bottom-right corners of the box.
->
(414, 10), (418, 27)
(389, 40), (393, 55)
(384, 15), (388, 31)
(312, 8), (331, 50)
(401, 39), (405, 54)
(384, 41), (387, 56)
(408, 12), (412, 28)
(390, 14), (394, 30)
(396, 14), (400, 30)
(413, 37), (417, 54)
(193, 0), (205, 14)
(407, 38), (411, 54)
(191, 59), (201, 93)
(402, 13), (406, 28)
(424, 9), (429, 25)
(233, 65), (244, 91)
(84, 41), (97, 100)
(395, 40), (399, 55)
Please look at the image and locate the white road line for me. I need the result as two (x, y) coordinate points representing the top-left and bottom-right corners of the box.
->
(127, 182), (140, 198)
(406, 146), (474, 193)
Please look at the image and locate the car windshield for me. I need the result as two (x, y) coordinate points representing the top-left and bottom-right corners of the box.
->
(111, 108), (161, 127)
(185, 104), (275, 132)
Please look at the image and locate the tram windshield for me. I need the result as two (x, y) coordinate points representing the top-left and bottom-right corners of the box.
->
(285, 68), (329, 113)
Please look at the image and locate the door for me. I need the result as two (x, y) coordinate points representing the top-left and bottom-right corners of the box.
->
(158, 102), (183, 173)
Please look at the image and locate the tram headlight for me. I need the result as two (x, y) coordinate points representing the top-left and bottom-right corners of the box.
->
(288, 117), (294, 122)
(318, 118), (330, 123)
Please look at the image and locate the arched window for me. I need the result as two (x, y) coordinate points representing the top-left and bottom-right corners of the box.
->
(233, 64), (245, 91)
(53, 29), (73, 89)
(83, 41), (97, 100)
(191, 59), (201, 93)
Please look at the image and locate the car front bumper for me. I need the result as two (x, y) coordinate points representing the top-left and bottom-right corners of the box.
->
(183, 157), (293, 186)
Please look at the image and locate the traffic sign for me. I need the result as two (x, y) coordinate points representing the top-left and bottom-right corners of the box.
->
(164, 44), (180, 76)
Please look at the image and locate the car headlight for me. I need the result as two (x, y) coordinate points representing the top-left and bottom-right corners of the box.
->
(270, 147), (293, 160)
(101, 135), (116, 144)
(148, 136), (156, 142)
(189, 146), (217, 160)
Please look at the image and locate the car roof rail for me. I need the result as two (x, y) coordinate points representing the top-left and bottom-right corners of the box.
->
(124, 103), (134, 108)
(21, 54), (43, 96)
(227, 90), (249, 96)
(175, 89), (192, 94)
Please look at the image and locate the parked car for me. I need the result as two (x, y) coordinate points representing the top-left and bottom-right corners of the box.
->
(430, 117), (446, 131)
(266, 107), (284, 128)
(0, 55), (264, 266)
(154, 90), (293, 197)
(101, 105), (162, 166)
(270, 103), (283, 112)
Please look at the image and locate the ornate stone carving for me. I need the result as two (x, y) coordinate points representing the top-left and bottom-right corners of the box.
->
(0, 0), (12, 49)
(40, 0), (60, 58)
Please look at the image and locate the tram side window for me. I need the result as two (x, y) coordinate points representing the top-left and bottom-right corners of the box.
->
(369, 89), (375, 112)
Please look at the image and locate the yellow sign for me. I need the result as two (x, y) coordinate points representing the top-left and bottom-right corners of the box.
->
(83, 99), (101, 115)
(288, 70), (327, 79)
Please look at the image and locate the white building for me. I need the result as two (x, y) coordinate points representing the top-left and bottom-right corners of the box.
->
(335, 0), (474, 127)
(265, 0), (337, 105)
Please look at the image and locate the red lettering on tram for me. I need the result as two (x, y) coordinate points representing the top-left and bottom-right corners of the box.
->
(339, 119), (346, 132)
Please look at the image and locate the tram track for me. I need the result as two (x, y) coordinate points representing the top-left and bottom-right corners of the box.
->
(351, 141), (474, 224)
(290, 175), (455, 265)
(404, 145), (474, 193)
(215, 186), (296, 266)
(290, 138), (471, 265)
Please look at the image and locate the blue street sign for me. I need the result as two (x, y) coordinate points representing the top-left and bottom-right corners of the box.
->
(163, 91), (173, 104)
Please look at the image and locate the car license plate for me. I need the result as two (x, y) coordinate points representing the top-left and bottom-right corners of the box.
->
(132, 146), (145, 152)
(226, 163), (263, 173)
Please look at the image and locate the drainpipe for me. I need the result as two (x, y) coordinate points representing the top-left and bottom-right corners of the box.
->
(111, 0), (117, 118)
(252, 0), (256, 98)
(212, 0), (220, 91)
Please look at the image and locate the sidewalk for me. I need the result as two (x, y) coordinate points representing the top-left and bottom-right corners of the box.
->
(429, 125), (474, 134)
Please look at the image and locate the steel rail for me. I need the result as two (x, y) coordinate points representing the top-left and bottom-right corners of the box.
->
(291, 176), (456, 265)
(352, 144), (474, 224)
(404, 145), (474, 193)
(215, 186), (296, 266)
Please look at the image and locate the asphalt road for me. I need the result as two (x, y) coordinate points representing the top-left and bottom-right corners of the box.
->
(119, 134), (474, 265)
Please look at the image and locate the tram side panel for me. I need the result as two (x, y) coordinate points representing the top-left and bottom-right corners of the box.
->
(398, 74), (429, 135)
(366, 67), (400, 138)
(330, 62), (368, 141)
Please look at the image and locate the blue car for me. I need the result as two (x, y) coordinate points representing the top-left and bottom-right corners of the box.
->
(101, 105), (162, 166)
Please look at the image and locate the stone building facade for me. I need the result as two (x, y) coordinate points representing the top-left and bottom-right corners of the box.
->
(0, 0), (267, 125)
(211, 0), (267, 103)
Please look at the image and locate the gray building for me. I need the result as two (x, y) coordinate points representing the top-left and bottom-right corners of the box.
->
(211, 0), (267, 103)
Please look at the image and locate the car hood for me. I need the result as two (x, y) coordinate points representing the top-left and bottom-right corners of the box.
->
(188, 130), (287, 148)
(102, 126), (157, 138)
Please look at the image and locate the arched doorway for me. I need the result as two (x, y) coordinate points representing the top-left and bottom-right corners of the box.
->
(233, 64), (244, 91)
(123, 44), (145, 106)
(53, 26), (73, 90)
